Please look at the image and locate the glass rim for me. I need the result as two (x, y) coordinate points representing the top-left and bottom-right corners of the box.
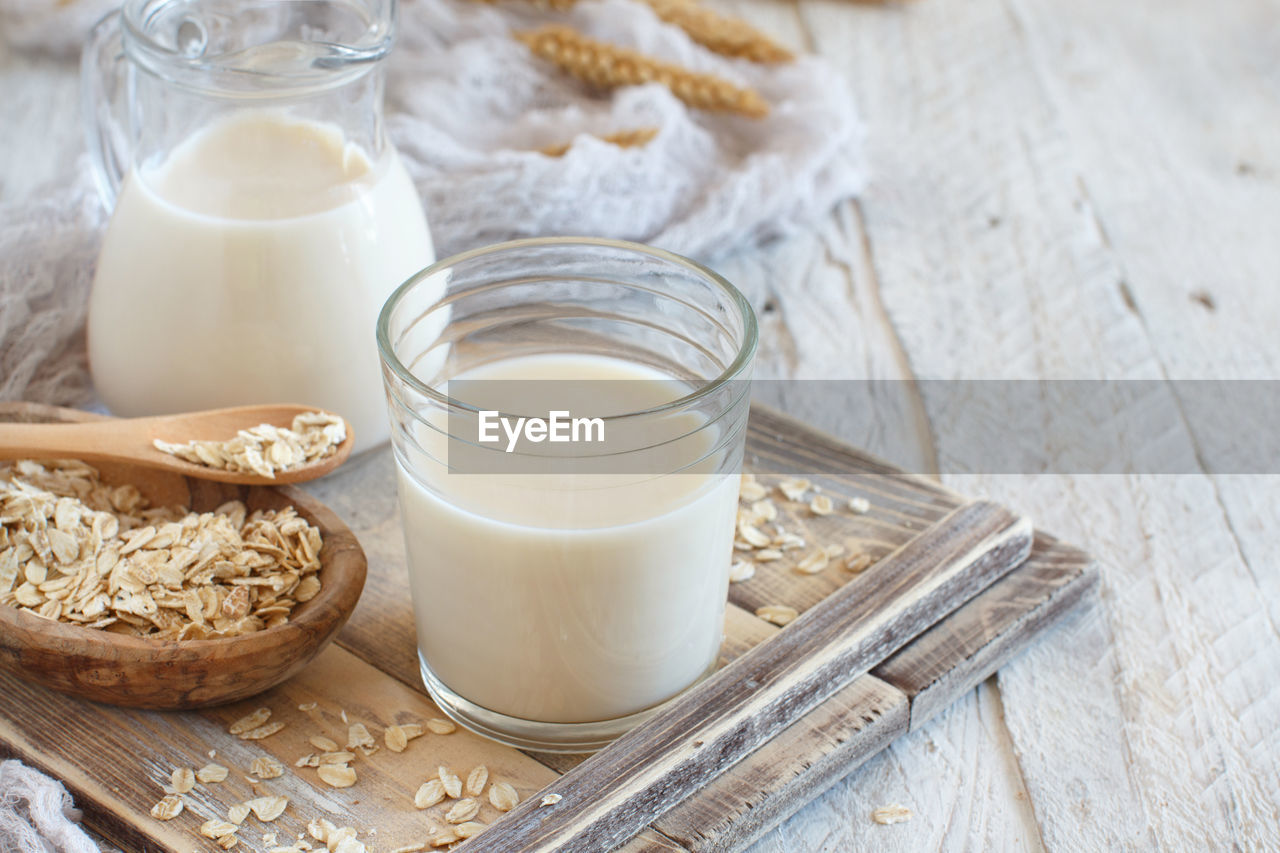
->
(376, 236), (759, 422)
(116, 0), (395, 93)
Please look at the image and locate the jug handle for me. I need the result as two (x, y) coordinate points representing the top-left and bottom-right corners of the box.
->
(81, 10), (130, 211)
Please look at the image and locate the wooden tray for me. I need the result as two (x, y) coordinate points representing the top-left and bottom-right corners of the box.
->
(0, 405), (1097, 852)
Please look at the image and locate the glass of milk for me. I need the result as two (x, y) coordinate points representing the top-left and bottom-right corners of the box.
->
(82, 0), (434, 454)
(378, 238), (758, 752)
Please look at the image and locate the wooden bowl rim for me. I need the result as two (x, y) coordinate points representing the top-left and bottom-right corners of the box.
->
(0, 405), (366, 662)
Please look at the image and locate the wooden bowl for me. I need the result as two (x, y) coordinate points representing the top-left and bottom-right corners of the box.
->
(0, 403), (367, 709)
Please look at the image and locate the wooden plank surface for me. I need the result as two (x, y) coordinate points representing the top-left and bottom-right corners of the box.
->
(0, 406), (1094, 853)
(782, 0), (1280, 849)
(0, 644), (562, 853)
(470, 501), (1031, 851)
(309, 414), (1096, 852)
(872, 533), (1099, 730)
(642, 674), (909, 852)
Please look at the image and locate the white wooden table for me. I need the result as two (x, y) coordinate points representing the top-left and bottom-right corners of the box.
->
(3, 0), (1278, 849)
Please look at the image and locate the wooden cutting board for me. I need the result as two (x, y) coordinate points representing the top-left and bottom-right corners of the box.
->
(0, 405), (1097, 852)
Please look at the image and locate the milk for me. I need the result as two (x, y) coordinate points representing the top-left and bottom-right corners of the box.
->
(395, 354), (740, 724)
(89, 112), (436, 453)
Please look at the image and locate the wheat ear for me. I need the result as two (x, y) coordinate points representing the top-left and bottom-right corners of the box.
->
(515, 26), (770, 118)
(539, 127), (661, 156)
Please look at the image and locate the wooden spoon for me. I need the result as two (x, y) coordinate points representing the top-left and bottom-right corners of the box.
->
(0, 404), (355, 485)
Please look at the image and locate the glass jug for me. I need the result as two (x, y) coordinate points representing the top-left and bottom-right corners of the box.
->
(82, 0), (435, 454)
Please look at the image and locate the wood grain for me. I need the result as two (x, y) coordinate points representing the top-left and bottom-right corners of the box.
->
(642, 674), (909, 852)
(788, 0), (1280, 848)
(0, 644), (561, 853)
(873, 533), (1100, 729)
(463, 501), (1032, 851)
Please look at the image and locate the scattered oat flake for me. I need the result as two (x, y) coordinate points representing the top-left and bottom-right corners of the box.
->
(438, 766), (462, 798)
(170, 767), (195, 793)
(426, 718), (456, 735)
(196, 763), (229, 784)
(871, 804), (912, 825)
(755, 548), (783, 562)
(150, 794), (184, 820)
(346, 722), (376, 754)
(738, 524), (771, 548)
(392, 845), (426, 853)
(776, 532), (805, 550)
(331, 831), (366, 853)
(317, 765), (358, 788)
(246, 795), (289, 822)
(229, 708), (272, 735)
(845, 553), (873, 573)
(795, 550), (829, 575)
(489, 781), (520, 812)
(414, 780), (446, 809)
(728, 560), (755, 583)
(848, 496), (871, 514)
(809, 494), (834, 515)
(201, 818), (240, 839)
(825, 543), (846, 559)
(307, 817), (336, 843)
(778, 478), (810, 501)
(466, 765), (489, 797)
(384, 725), (408, 752)
(755, 604), (799, 626)
(251, 756), (285, 779)
(445, 798), (480, 824)
(240, 720), (286, 740)
(739, 474), (767, 502)
(540, 793), (563, 806)
(310, 735), (339, 752)
(298, 701), (318, 712)
(430, 833), (459, 848)
(217, 836), (240, 849)
(750, 498), (777, 522)
(228, 803), (251, 824)
(328, 827), (359, 847)
(455, 821), (487, 839)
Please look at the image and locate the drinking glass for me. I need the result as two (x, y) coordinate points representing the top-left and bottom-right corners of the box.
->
(378, 237), (757, 751)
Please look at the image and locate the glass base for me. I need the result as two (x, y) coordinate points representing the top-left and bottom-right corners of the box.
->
(418, 652), (712, 754)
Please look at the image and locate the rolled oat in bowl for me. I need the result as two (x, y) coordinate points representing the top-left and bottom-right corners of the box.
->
(0, 459), (323, 640)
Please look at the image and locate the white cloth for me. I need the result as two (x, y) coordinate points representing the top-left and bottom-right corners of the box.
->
(0, 761), (99, 853)
(0, 173), (103, 408)
(0, 0), (864, 406)
(389, 0), (866, 259)
(0, 0), (118, 56)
